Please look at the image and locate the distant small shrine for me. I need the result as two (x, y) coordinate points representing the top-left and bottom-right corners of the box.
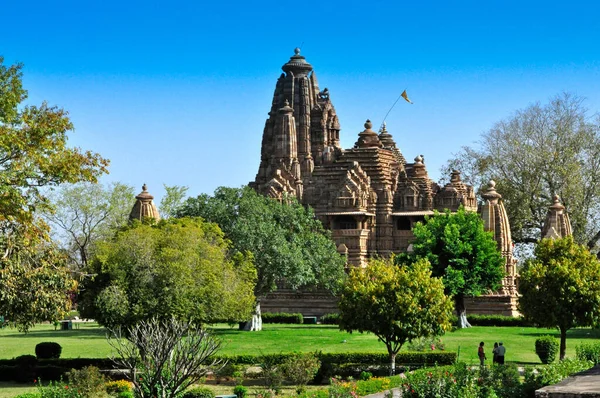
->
(129, 184), (160, 222)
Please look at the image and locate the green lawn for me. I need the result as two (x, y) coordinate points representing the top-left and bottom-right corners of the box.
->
(1, 322), (599, 365)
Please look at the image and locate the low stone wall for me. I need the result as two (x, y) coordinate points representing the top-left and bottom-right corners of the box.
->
(260, 288), (338, 318)
(464, 295), (519, 317)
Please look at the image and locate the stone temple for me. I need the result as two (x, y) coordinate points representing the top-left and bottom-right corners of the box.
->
(251, 49), (569, 317)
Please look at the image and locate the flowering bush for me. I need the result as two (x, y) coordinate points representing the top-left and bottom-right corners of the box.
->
(36, 378), (83, 398)
(105, 380), (132, 395)
(328, 377), (358, 398)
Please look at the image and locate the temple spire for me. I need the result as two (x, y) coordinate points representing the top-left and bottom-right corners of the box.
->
(479, 180), (517, 296)
(355, 120), (382, 148)
(129, 184), (160, 222)
(541, 195), (572, 239)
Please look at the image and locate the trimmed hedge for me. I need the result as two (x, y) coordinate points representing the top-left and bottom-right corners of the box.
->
(261, 312), (303, 324)
(319, 313), (340, 325)
(455, 314), (531, 327)
(0, 352), (456, 383)
(535, 335), (559, 364)
(35, 342), (62, 359)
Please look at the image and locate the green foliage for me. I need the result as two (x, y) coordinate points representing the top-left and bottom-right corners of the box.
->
(358, 371), (372, 381)
(36, 342), (63, 359)
(0, 57), (107, 332)
(176, 186), (346, 297)
(232, 385), (247, 398)
(406, 336), (445, 352)
(159, 185), (189, 219)
(401, 208), (505, 327)
(259, 354), (284, 391)
(79, 217), (256, 328)
(279, 352), (321, 387)
(576, 341), (600, 365)
(339, 257), (453, 373)
(181, 387), (215, 398)
(66, 366), (107, 398)
(535, 336), (559, 364)
(261, 312), (303, 324)
(46, 182), (135, 269)
(37, 378), (84, 398)
(519, 236), (600, 359)
(14, 393), (41, 398)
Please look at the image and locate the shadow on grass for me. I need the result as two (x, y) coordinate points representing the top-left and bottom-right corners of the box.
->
(1, 329), (106, 339)
(517, 328), (600, 340)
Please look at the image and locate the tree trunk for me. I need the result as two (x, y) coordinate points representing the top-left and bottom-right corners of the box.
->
(559, 326), (567, 361)
(242, 300), (262, 331)
(455, 294), (471, 328)
(389, 350), (396, 376)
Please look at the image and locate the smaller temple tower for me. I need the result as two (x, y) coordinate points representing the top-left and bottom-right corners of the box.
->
(129, 184), (160, 222)
(465, 180), (519, 316)
(541, 195), (573, 239)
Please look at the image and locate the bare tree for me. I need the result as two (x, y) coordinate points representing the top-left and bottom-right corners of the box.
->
(107, 317), (224, 398)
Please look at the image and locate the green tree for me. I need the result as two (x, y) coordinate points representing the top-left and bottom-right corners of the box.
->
(338, 257), (453, 375)
(401, 208), (505, 328)
(46, 182), (135, 269)
(79, 217), (256, 329)
(519, 236), (600, 360)
(442, 93), (600, 250)
(159, 184), (189, 219)
(176, 186), (346, 330)
(0, 57), (108, 331)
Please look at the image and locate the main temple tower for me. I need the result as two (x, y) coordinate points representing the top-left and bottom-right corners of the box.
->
(252, 48), (341, 200)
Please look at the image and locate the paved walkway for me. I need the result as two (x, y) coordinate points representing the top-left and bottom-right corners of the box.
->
(536, 365), (600, 397)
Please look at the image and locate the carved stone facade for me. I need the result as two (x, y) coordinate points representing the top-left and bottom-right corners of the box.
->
(254, 50), (518, 315)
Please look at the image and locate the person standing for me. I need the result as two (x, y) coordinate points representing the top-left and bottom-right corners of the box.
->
(492, 342), (499, 364)
(496, 342), (506, 364)
(478, 341), (486, 366)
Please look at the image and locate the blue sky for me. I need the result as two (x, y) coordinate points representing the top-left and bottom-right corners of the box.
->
(2, 0), (600, 203)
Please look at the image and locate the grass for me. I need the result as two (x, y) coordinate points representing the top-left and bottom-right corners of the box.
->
(0, 383), (37, 398)
(2, 322), (600, 365)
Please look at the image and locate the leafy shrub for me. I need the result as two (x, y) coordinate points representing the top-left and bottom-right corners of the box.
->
(535, 335), (559, 364)
(36, 343), (63, 359)
(576, 341), (600, 365)
(320, 313), (339, 325)
(181, 387), (215, 398)
(259, 355), (283, 391)
(233, 385), (247, 398)
(355, 376), (404, 396)
(261, 312), (303, 324)
(358, 371), (372, 381)
(406, 336), (445, 351)
(67, 366), (106, 398)
(280, 352), (320, 388)
(105, 380), (132, 394)
(36, 378), (82, 398)
(328, 377), (358, 398)
(116, 392), (132, 398)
